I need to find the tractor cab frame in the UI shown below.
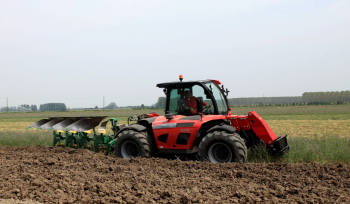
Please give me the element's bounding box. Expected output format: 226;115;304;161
157;80;230;116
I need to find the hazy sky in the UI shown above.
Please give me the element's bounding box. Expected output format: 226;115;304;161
1;0;349;108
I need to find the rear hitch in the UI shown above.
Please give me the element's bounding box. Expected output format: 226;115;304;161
268;135;290;155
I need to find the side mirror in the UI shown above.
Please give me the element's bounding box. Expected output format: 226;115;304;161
165;112;174;120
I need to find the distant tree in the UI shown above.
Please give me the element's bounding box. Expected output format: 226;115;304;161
141;104;145;108
95;106;98;109
105;102;118;109
30;104;37;111
155;97;166;109
19;104;32;111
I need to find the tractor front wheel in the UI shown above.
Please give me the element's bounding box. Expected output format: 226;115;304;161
198;131;247;163
113;130;151;159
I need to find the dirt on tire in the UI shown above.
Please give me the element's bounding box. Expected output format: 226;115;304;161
0;146;349;204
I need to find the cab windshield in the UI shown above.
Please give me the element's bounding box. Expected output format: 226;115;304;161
168;84;214;116
167;82;228;116
204;82;228;115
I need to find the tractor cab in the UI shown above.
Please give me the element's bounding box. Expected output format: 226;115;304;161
157;78;230;116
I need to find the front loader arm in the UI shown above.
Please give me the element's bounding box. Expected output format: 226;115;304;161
227;111;289;154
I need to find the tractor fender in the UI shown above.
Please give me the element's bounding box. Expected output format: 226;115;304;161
114;124;147;139
206;124;236;134
192;119;227;147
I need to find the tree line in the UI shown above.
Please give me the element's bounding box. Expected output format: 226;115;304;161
228;91;350;106
0;104;38;112
39;103;67;111
153;91;350;108
0;106;32;112
19;104;38;111
2;91;349;113
227;96;302;106
302;91;350;104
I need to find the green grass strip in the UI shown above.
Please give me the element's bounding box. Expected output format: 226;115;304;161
248;135;350;164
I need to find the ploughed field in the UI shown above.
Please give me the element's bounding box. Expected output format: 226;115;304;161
1;146;349;204
1;106;350;203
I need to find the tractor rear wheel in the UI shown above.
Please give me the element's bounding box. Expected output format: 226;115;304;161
198;131;247;163
114;130;152;158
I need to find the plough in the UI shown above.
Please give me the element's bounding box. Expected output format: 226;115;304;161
26;116;125;154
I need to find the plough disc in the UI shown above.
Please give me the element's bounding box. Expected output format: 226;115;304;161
40;118;66;130
66;116;108;132
26;119;52;129
53;117;83;131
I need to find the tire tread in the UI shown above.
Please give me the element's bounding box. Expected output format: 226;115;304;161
114;130;152;158
198;130;247;163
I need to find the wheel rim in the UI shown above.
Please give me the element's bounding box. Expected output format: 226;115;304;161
121;141;140;158
208;142;232;163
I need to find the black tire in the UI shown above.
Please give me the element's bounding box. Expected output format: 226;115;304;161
198;131;247;163
114;130;151;158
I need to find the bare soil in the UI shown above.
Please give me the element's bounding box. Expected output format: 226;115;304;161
0;198;43;204
0;146;349;204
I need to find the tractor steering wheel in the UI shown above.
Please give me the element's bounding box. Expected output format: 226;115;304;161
177;100;186;114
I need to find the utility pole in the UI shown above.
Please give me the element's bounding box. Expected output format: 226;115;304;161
263;94;265;107
6;97;8;113
103;96;105;109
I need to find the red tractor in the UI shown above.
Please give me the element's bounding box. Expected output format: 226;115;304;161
113;76;289;163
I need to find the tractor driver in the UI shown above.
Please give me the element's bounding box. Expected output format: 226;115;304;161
180;90;208;115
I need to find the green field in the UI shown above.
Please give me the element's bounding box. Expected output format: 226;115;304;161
1;105;349;163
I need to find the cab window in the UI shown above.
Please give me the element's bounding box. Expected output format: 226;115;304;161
168;85;213;115
205;82;228;115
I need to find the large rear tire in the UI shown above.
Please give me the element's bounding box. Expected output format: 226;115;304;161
114;130;151;158
198;131;247;163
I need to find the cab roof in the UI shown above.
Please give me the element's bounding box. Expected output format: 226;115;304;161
156;79;221;88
